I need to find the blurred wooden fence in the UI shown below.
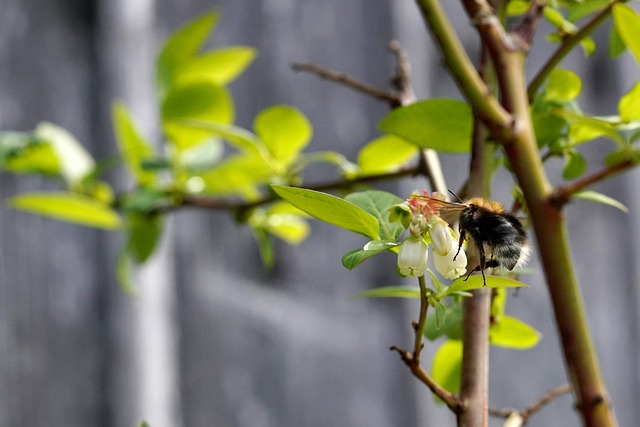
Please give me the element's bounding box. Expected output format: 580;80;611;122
1;1;639;426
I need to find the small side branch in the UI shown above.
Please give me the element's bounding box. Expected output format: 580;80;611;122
549;158;635;208
390;345;462;412
527;0;623;100
291;62;400;105
178;165;420;213
489;384;572;424
512;0;549;48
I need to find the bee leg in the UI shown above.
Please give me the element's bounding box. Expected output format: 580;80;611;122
477;241;488;287
453;230;466;261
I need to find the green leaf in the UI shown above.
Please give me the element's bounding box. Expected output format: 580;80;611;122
112;103;156;186
344;190;404;241
609;23;626;58
262;212;310;244
199;153;274;198
122;188;173;213
619;82;640;122
567;0;612;22
580;37;596;57
9;192;121;229
254;105;312;166
174;47;256;86
490;315;541;349
126;214;163;264
544;69;582;102
357;135;418;175
342;240;399;270
378;99;472;153
0;131;61;175
562;150;587;180
35;122;95;185
446;276;528;294
253;227;275;268
613;4;640;64
350;285;420;299
162;82;234;149
431;340;462;400
272;185;380;239
572;190;629;213
156;11;219;94
173;120;267;156
425;304;463;341
180;139;224;171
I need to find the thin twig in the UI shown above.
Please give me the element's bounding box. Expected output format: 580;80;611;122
291;62;400;104
527;0;623;100
390;345;462;412
512;0;549;48
549;158;635;208
388;40;416;106
489;384;572;423
177;164;421;213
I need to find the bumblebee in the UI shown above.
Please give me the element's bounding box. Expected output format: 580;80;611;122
414;195;530;285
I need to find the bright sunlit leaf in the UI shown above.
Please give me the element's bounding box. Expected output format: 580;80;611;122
254;105;312;166
35;122;94;185
162;82;234;149
350;285;419;299
490;315;541;349
378;99;472;153
174;47;256;86
10;192;121;229
619;81;640;122
572;190;629;213
431;340;462;400
156;11;219;93
272;185;380;239
357;134;418;175
446;276;528;294
112;103;156;186
544;69;582;102
613;4;640;64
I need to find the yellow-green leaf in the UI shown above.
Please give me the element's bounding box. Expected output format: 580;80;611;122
175;47;256;86
254;105;312;166
350;285;419;299
378;99;472;153
35;123;94;185
357;135;418;175
9;192;121;229
272;185;380;239
112;103;156;186
431;340;462;400
490;315;541;349
613;3;640;64
544;69;582;102
446;276;528;294
156;11;219;94
619;81;640;122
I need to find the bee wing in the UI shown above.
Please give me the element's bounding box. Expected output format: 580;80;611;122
411;195;467;222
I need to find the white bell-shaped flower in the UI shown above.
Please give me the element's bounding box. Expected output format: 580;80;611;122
398;236;429;277
429;216;454;256
433;240;467;280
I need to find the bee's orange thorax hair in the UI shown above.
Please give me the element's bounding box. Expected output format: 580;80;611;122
465;198;506;214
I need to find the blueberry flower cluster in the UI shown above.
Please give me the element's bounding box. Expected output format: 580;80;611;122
392;192;467;279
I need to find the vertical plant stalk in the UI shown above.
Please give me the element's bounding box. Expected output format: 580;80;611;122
416;0;619;425
460;1;618;425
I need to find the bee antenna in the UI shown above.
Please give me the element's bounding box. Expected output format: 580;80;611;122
448;190;464;203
